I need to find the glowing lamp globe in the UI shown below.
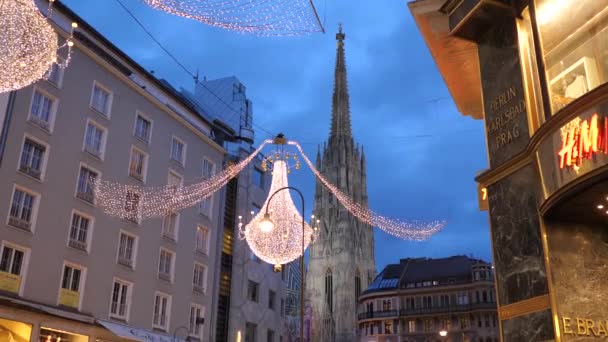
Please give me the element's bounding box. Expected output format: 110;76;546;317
244;160;314;266
258;213;275;233
0;0;59;93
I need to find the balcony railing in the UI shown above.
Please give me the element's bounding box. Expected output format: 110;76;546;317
400;302;497;316
19;165;41;179
8;217;31;231
76;191;95;204
358;310;399;320
358;303;497;320
118;257;133;269
158;272;171;282
68;239;87;251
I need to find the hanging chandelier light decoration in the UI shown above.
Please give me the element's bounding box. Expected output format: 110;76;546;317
238;158;318;267
141;0;325;36
93;136;445;242
0;0;77;93
288;140;446;241
94;139;273;220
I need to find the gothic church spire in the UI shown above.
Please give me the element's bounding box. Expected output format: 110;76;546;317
330;23;352;140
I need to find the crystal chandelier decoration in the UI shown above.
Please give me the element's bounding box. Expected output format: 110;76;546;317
94;139;273;220
141;0;325;36
288;140;446;241
238;158;318;266
94;137;445;241
0;0;77;93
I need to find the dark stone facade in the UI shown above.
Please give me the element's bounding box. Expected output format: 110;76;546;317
487;165;548;306
502;310;554;342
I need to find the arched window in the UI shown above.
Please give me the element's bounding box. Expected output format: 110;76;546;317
325;269;333;312
355;269;361;304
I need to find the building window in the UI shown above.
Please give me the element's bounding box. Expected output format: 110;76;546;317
460;316;469;329
424;319;432;332
117;232;136;268
325;268;333;312
59;264;83;308
189;304;204;338
534;0;608;114
134;113;152;143
247;280;259;302
384;321;393;335
68;212;91;251
46;62;63;86
110;279;130;320
152;292;171;330
84;120;106;158
0;244;26;294
196;226;209;254
457;293;469;305
128;147;147;182
267;329;274;342
245;322;257;342
253;167;264;188
193;263;207;294
124;190;141;223
76;166;98;204
199;158;215;217
268;290;276;310
485;314;490;327
170;137;185;165
158;249;174;282
19;138;46;179
90;82;112;116
408;320;416;333
29;89;55;131
162;212;178;240
8;187;37;231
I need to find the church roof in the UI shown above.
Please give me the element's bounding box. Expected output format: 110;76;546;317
362;255;491;295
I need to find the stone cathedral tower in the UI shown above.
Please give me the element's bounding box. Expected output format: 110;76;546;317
306;25;376;342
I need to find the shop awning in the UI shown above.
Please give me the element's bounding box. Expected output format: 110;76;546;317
408;0;484;120
97;320;188;342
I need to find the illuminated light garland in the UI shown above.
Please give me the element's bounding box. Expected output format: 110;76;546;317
141;0;324;36
94;139;273;220
288;141;446;241
238;160;317;266
0;0;76;93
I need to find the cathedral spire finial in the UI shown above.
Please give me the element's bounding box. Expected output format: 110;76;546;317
329;23;352;140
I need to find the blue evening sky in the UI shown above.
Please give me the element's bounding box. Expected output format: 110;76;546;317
61;0;491;272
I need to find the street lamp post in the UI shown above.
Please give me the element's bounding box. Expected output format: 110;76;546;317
258;186;306;342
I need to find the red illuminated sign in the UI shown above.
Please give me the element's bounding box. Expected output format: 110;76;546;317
558;113;608;170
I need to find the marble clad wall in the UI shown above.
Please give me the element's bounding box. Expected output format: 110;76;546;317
478;15;530;168
488;165;548;306
502;310;554;341
545;221;608;340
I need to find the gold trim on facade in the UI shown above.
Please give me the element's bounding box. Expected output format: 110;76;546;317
538;219;562;342
498;294;550;321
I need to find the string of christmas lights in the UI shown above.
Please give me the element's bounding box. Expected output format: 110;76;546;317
94;139;273;220
141;0;324;36
237;160;317;266
0;0;76;93
288;141;446;241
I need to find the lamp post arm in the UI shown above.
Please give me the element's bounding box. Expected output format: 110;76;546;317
265;186;305;342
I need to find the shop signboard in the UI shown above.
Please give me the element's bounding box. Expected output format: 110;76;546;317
0;271;20;293
537;99;608;198
59;288;80;308
560;316;608;337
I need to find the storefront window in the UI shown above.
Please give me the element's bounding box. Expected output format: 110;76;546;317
39;327;88;342
535;0;608;114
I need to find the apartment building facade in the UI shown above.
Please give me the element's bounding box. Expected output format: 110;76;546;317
0;1;225;341
358;256;499;342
